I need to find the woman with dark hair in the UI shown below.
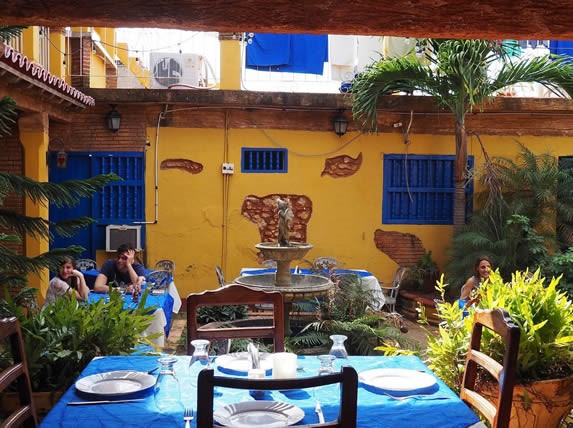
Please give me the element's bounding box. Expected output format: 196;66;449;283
44;255;90;307
459;256;493;309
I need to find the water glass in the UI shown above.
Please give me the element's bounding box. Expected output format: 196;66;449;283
317;354;336;376
189;339;211;386
154;356;184;413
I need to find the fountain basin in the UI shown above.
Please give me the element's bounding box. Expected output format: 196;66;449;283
255;242;313;287
234;273;331;302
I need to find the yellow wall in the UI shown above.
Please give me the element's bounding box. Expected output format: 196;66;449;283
90;52;107;88
141;123;573;298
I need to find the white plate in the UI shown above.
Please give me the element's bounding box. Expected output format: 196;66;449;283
359;368;437;393
214;401;304;427
75;371;156;396
216;352;273;375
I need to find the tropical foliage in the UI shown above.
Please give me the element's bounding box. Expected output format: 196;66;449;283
0;288;156;391
446;142;573;297
425;271;573;393
351;39;573;229
0;26;119;289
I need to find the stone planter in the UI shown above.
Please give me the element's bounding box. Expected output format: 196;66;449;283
480;376;573;428
398;290;440;325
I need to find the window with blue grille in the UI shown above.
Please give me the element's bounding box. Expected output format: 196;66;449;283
91;152;145;223
383;154;474;225
241;148;288;173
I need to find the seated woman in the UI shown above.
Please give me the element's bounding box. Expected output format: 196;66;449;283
43;255;90;308
459;256;493;310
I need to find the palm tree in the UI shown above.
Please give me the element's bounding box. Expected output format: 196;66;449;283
0;26;119;290
351;39;573;230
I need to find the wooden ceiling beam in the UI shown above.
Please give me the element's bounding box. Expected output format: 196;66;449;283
2;0;573;40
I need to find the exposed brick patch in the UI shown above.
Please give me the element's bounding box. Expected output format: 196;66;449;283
321;152;362;178
160;158;203;174
373;229;427;267
241;194;312;243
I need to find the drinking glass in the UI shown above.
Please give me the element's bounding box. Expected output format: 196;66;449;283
329;335;349;360
188;339;211;386
317;354;336;376
154;356;184;413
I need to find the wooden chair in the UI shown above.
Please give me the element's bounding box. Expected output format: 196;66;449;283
460;308;521;428
145;269;171;290
381;266;406;313
75;258;97;272
196;366;358;428
186;284;285;354
0;317;38;427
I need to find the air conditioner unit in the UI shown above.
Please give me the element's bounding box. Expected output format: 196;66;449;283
105;225;142;252
149;53;204;89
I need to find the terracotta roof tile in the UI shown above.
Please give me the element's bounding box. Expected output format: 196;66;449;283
1;43;95;106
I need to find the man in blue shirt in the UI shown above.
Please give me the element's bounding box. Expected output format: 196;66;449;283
94;243;145;294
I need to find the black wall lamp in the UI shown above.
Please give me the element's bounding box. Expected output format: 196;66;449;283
106;104;121;132
333;111;349;137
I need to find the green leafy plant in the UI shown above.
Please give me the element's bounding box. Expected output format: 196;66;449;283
422;270;573;393
403;251;440;291
0;288;157;392
288;273;419;355
542;247;573;302
196;304;247;324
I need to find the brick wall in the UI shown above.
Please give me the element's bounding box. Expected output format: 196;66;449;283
373;229;427;267
50;105;147;152
70;37;91;89
0;127;25;256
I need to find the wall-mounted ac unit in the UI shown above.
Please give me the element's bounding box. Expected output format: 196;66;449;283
106;225;142;252
149;53;204;89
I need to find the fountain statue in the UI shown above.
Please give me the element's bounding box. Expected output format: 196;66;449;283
235;197;332;333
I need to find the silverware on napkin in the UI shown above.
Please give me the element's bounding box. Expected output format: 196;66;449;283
67;398;145;406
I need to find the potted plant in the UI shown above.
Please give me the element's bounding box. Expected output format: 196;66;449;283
422;270;573;428
403;251;440;293
0;288;157;417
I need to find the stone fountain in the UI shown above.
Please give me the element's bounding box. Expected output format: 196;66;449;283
234;197;332;332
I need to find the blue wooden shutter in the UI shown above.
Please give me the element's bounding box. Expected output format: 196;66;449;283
383;154;473;225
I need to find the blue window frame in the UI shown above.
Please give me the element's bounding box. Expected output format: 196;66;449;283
92;153;145;223
241;148;288;173
383;154;474;225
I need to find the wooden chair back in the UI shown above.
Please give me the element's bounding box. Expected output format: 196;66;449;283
196;366;358;427
0;317;38;427
186;284;285;354
460;308;521;428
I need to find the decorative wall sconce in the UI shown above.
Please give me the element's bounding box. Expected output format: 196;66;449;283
106;104;121;132
333;111;349;137
56;151;68;168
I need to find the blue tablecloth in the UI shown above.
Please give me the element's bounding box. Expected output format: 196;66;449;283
88;288;174;338
40;355;480;428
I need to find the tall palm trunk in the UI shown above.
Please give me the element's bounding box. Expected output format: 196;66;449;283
454;121;468;230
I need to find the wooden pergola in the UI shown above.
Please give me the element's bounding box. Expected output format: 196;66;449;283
2;0;573;40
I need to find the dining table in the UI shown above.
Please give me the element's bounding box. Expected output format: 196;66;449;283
40;355;483;428
240;267;386;311
86;272;182;348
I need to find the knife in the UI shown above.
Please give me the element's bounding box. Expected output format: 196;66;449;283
68;398;145;406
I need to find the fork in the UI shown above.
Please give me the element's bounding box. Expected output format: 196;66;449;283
184;407;194;428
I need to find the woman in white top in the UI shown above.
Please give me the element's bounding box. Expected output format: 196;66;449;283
44;256;90;308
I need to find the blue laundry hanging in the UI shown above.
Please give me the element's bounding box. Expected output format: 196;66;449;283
549;40;573;62
246;33;328;75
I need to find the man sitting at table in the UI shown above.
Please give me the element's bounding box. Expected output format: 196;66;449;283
93;243;145;294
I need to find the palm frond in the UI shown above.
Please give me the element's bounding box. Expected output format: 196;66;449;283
0;26;26;42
